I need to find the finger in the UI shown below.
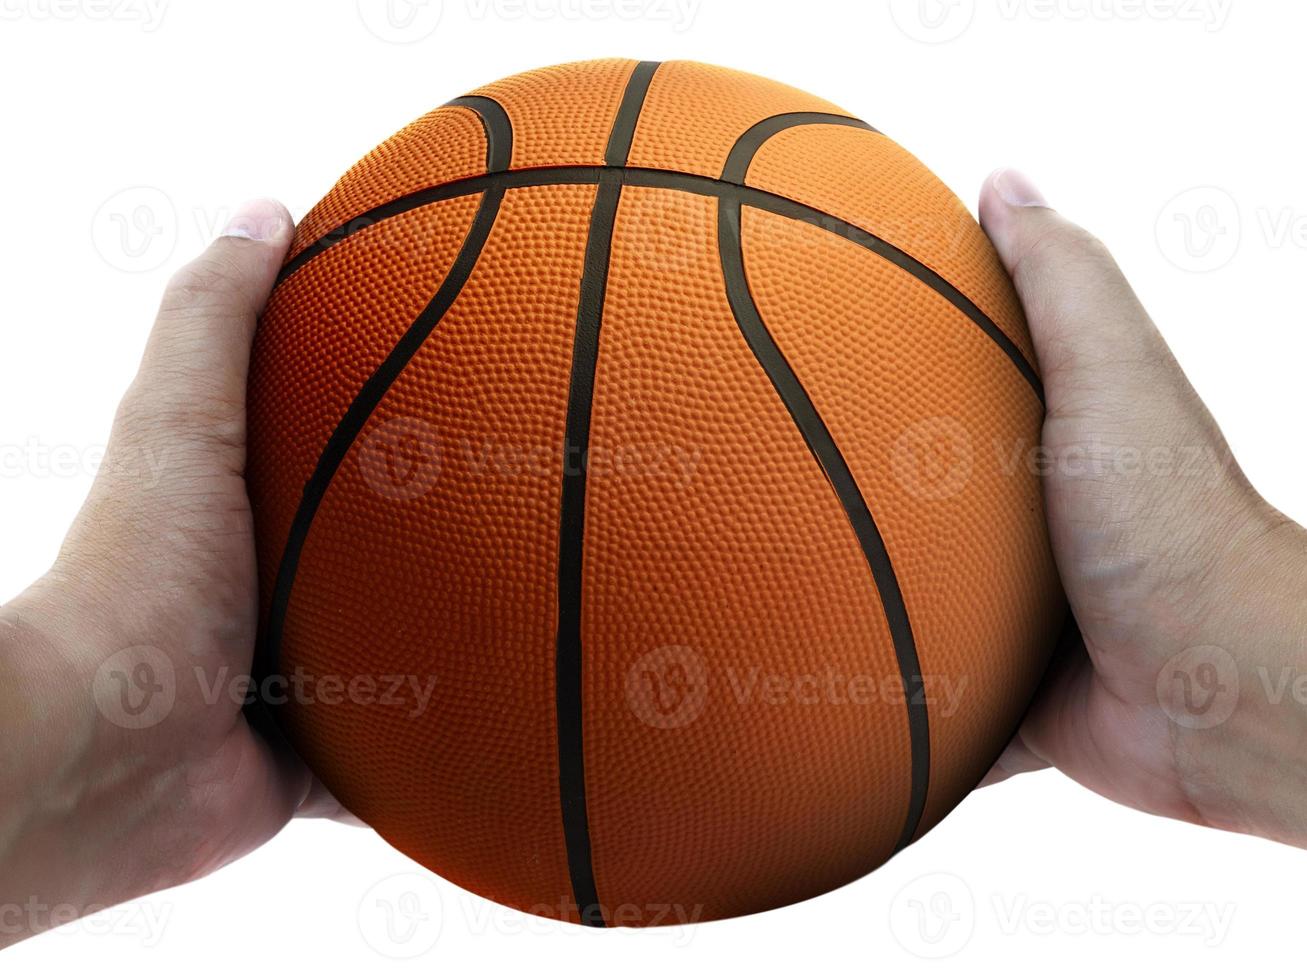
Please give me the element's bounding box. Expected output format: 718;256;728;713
193;722;318;876
979;170;1235;443
978;732;1051;787
246;698;369;826
980;618;1085;787
122;199;292;444
297;777;369;827
982;172;1188;421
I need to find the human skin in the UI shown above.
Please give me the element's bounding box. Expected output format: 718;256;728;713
2;177;1305;948
978;170;1307;846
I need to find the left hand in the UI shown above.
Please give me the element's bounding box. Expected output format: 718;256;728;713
0;199;354;950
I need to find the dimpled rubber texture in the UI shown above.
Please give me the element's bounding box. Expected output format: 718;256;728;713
246;58;1065;927
582;186;913;918
248;195;480;601
739;206;1063;835
744;124;1035;368
288;106;487;260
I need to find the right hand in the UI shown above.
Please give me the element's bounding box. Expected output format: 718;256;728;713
979;168;1307;850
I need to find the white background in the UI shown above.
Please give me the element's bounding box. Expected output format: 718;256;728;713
3;0;1305;974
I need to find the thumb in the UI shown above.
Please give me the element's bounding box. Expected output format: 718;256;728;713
979;169;1177;420
53;200;292;609
978;170;1241;491
979;169;1255;654
120;198;292;456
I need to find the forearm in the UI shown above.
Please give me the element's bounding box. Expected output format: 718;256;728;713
0;582;181;948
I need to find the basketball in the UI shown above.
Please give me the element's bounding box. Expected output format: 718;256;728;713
246;59;1064;926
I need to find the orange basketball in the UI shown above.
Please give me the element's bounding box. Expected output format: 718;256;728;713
247;59;1064;927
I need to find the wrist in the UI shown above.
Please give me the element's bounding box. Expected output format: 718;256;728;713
1167;504;1307;846
0;580;98;826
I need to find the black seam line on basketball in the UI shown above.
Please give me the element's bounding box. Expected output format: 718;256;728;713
274;94;512;287
275;166;1042;402
555;63;656;932
716;193;931;854
256;95;513;683
604;60;660;166
719;112;1041;402
555;170;623;931
722;111;929;849
255;186;505;686
444;96;514;172
720;112;877;185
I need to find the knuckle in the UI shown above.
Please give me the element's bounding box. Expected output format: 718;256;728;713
1013;219;1118;294
1061;225;1115;270
1046;223;1114;273
161;252;249;315
115;377;244;449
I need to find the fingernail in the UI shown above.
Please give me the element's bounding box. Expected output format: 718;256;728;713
221;198;288;242
992;169;1049;209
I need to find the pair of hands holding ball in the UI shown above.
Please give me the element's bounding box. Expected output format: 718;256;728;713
2;169;1304;947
